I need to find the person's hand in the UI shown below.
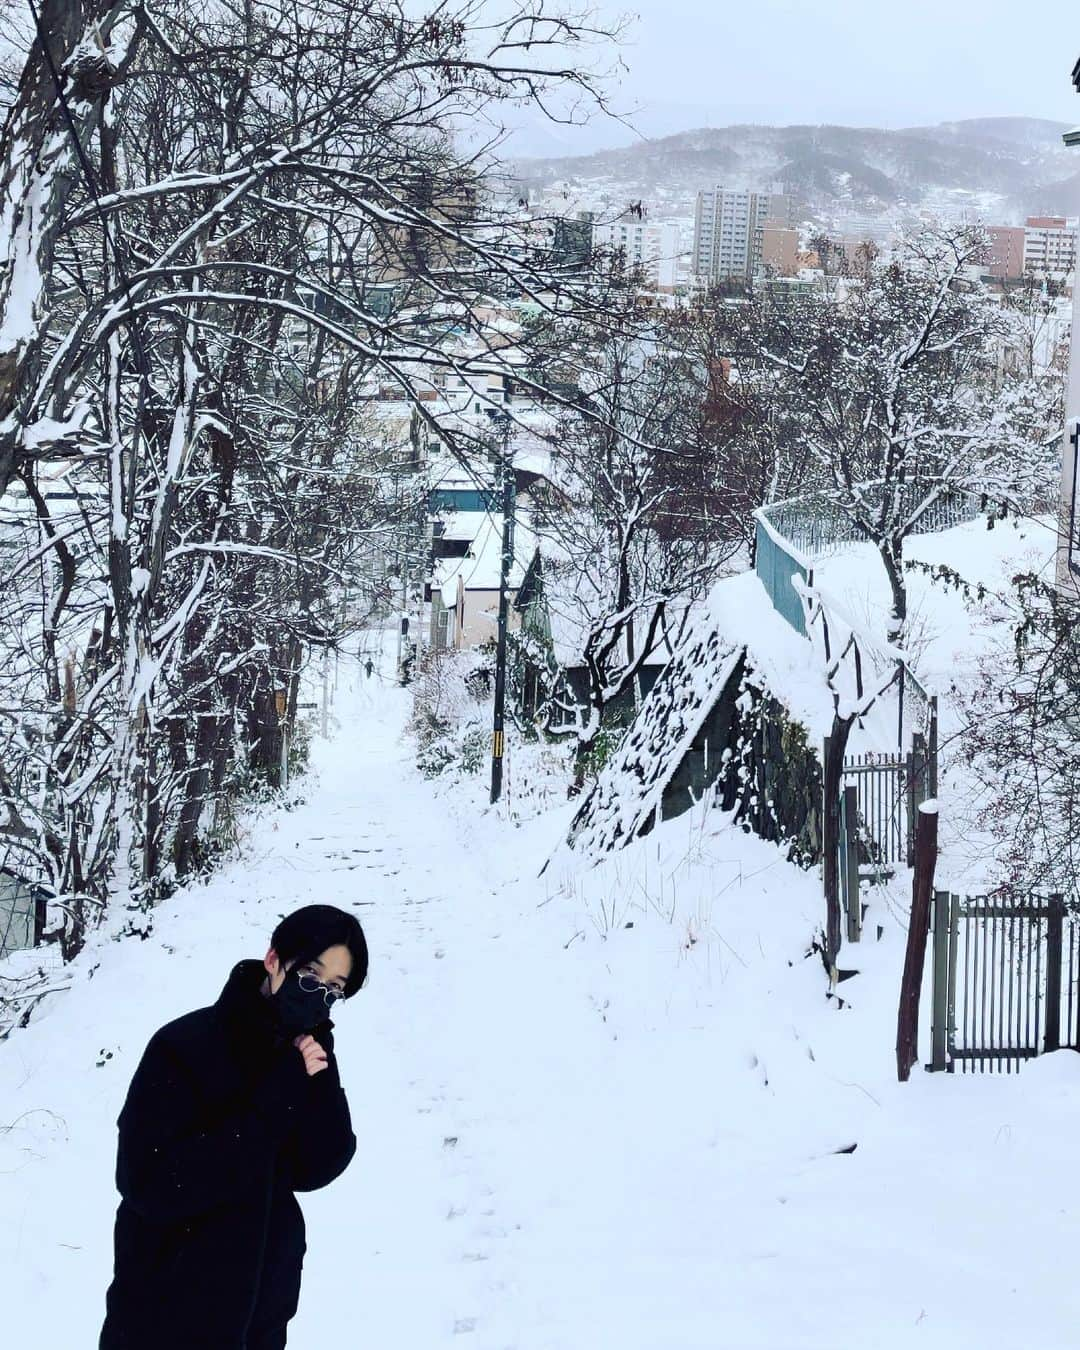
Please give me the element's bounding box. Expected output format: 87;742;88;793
292;1034;329;1077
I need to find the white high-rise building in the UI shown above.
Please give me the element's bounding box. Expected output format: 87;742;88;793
1024;216;1078;283
692;188;776;284
592;217;688;291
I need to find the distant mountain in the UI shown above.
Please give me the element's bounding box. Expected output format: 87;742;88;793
512;118;1079;222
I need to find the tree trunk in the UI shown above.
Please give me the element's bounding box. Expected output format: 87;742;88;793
174;710;233;878
0;0;135;494
879;540;907;641
896;804;939;1081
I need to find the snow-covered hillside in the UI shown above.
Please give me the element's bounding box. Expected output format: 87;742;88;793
3;646;1080;1349
513;118;1079;222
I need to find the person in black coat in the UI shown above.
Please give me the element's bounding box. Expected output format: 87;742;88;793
99;904;368;1350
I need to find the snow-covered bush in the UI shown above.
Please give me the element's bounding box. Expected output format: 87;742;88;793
950;568;1080;896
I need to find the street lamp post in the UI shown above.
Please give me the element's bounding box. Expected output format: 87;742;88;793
489;411;514;804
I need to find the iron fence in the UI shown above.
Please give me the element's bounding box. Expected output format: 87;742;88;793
754;483;986;650
930;892;1080;1073
761;494;864;560
756;482;986;567
836;731;936;945
843;753;910;868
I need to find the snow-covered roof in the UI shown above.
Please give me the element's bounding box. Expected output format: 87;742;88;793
558;570;839;861
433;512;537;604
435;510;489;543
561;632;743;860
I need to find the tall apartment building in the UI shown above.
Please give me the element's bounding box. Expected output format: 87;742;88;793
986;225;1026;282
553;212;596;271
761;227;799;276
1024;216;1078;281
592;215;688;291
692;188;776;284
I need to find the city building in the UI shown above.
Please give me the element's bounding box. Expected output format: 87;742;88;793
1056;65;1080;593
591;212;689;291
986;225;1026;282
762;193;798;231
552;212;595;271
377;170;480;283
692;187;777;285
1024;216;1078;282
832;213;897;256
761;226;799;276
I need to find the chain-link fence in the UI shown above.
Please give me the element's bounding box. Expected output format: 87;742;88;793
756;482;986;573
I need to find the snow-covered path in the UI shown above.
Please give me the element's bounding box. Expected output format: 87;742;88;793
5;655;1080;1349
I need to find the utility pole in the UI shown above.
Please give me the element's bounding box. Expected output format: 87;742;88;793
490;411;514;804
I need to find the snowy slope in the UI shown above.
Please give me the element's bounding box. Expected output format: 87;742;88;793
811;513;1057;887
2;643;1080;1349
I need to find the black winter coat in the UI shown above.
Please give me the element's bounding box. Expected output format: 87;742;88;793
99;958;357;1350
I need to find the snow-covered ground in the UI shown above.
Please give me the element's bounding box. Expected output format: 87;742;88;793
812;512;1058;888
811;513;1057;692
3;643;1080;1349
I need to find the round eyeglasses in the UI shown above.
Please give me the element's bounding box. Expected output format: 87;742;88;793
295;968;346;1007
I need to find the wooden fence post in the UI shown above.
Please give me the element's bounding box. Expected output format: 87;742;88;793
897;803;939;1081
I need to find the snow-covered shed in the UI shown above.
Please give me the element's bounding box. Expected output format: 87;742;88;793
561;571;835;863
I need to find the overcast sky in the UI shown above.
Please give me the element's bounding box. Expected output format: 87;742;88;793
505;0;1080;157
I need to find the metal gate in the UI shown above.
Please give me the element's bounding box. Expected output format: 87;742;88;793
842;753;911;868
929;892;1080;1073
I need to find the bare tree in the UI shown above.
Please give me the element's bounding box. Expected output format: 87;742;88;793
0;0;137;494
525;321;741;786
0;0;630;954
719;225;1025;639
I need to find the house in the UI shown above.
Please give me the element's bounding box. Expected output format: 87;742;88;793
430;510;536;652
423;417;560;653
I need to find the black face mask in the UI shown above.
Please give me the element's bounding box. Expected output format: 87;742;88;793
269;967;331;1035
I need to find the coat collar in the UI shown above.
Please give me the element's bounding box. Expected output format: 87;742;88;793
216;958;335;1052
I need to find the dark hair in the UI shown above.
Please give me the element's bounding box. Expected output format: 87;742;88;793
270;904;368;997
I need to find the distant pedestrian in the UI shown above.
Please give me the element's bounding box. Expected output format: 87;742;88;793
364;657;374;678
99;905;368;1350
